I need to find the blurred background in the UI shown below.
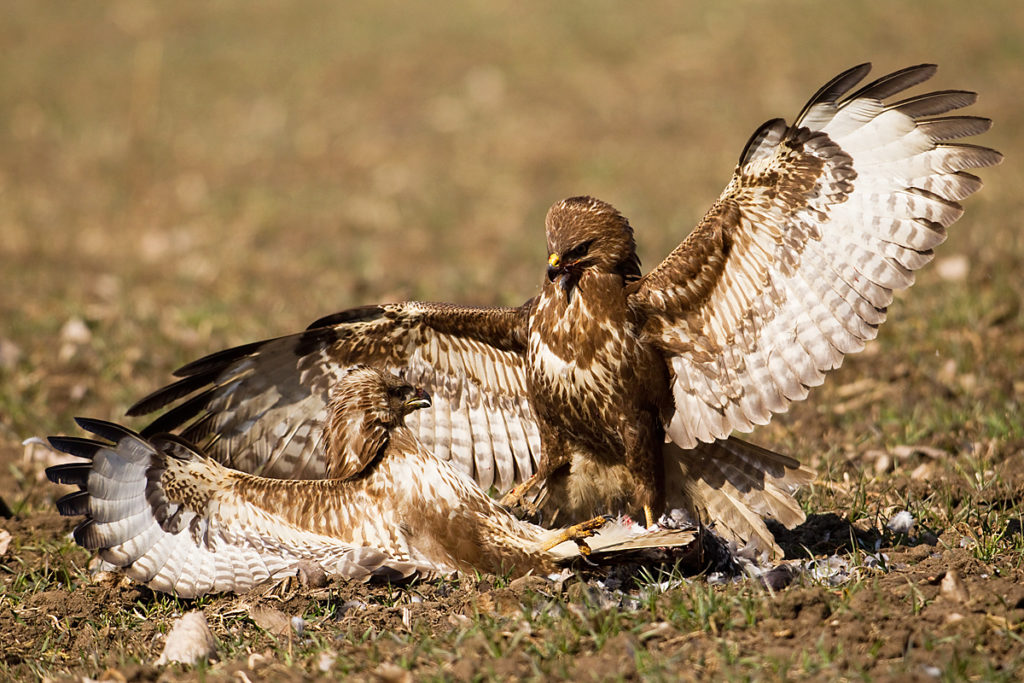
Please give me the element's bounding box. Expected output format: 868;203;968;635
1;1;1020;476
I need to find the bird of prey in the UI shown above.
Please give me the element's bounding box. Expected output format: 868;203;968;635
127;63;1001;558
47;368;693;597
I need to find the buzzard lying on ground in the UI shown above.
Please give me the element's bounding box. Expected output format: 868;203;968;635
128;64;1000;559
47;367;693;597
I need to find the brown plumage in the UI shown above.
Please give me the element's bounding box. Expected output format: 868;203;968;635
48;368;692;597
126;64;1001;558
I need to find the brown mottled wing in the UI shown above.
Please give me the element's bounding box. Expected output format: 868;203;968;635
629;63;1001;448
128;301;541;492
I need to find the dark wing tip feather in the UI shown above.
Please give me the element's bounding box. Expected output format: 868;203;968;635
918;116;992;141
843;63;937;103
126;369;224;417
738;118;787;167
47;436;103;460
72;519;103;549
794;63;872;122
138;386;221;437
149;433;206;461
171;338;267;378
74;417;140;444
889;90;977;118
293;325;342;359
942;143;1004;170
306;304;387;331
45;461;92;487
55;490;91;517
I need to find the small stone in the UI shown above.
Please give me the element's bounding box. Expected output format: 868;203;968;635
475;589;524;618
97;668;127;683
940;570;969;604
508;574;550;593
910;462;934;481
944;612;964;625
892;444;949;460
371;663;412;683
317;650;337;672
155;611;217;666
0;529;11;556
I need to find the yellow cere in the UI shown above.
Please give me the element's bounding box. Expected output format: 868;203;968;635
548;253;560;267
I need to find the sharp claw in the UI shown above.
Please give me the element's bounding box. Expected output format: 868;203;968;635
540;515;608;552
643;504;656;529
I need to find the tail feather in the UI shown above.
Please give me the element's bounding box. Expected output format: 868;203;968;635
695;479;780;558
101;518;164;567
664;437;813;560
87;493;150;524
54;490;91;517
48;436;104;461
73;417;139;444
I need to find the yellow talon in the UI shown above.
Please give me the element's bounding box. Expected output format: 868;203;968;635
644;504;656;529
541;515;607;552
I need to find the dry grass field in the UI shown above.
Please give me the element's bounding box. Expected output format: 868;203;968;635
1;1;1022;680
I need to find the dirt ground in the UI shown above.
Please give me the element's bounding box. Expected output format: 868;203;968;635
3;497;1024;681
2;1;1023;681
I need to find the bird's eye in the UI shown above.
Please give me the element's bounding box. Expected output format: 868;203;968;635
564;239;595;262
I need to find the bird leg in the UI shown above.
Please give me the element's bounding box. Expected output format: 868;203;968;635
540;515;608;554
643;504;656;529
498;473;542;515
503;434;573;516
624;418;665;531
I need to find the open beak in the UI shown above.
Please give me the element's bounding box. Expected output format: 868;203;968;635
404;388;431;411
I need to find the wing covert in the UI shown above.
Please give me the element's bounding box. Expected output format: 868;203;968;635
128;300;540;492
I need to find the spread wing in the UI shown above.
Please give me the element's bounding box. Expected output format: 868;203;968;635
629;63;1002;448
128;301;541;492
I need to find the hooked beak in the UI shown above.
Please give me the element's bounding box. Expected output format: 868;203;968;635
546;253;561;282
404;388;431;411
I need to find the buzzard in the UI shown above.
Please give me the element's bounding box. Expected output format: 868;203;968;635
128;64;1001;558
47;367;693;597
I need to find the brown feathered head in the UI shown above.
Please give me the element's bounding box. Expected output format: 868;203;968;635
323;366;431;479
544;196;642;290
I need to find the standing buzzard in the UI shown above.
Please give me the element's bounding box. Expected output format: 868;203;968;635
128;64;1001;558
47;368;693;597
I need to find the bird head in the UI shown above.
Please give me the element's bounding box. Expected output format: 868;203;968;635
544;196;641;292
324;366;432;479
388;382;432;419
333;366;432;428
